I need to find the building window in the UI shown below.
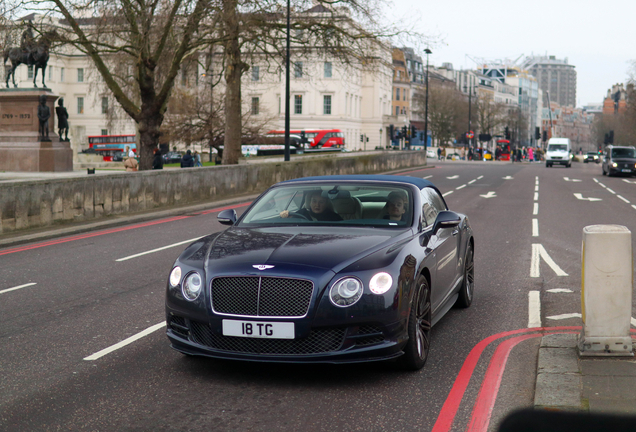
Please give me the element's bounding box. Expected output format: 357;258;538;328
396;88;400;101
60;68;65;82
323;95;332;115
294;62;303;78
77;97;84;114
28;65;33;79
251;97;259;115
101;97;108;114
294;94;302;114
324;62;332;78
77;68;84;82
396;106;399;116
252;66;259;81
101;129;108;136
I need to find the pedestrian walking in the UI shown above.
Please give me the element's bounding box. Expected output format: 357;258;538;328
152;148;164;170
123;155;138;171
460;147;466;160
528;147;534;162
437;147;442;161
194;150;202;167
180;149;194;168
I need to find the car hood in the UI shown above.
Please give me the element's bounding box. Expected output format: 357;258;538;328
197;226;408;275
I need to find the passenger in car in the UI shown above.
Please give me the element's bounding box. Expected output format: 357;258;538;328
280;190;343;221
383;191;408;222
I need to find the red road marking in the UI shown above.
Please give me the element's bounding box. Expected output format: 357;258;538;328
0;202;250;256
431;326;580;432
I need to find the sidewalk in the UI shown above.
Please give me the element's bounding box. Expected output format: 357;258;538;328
534;333;636;414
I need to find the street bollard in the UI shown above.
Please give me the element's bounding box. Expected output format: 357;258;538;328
578;225;633;356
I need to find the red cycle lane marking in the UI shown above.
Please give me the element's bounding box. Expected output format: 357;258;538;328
465;331;578;432
431;326;581;432
0;202;250;256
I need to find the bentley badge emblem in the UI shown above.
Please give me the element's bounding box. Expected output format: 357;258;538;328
253;265;275;271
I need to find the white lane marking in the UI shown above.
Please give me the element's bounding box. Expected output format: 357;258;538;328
456;184;466;190
532;219;539;237
533;203;539;215
531;244;569;277
599;183;607;188
606;188;616;194
442;191;453;197
84;321;167;361
632;317;636;328
547;289;574;293
593;178;599;183
632;205;636;211
447;175;459;179
423;175;433;179
502;176;513;180
528;291;541;328
623;179;636;184
477;175;483;179
563;177;582;182
0;282;37;295
534;185;539;192
618;195;630;203
116;237;203;262
573;193;602;202
480;191;496;198
468;179;477;184
533;192;539;201
547;313;582;321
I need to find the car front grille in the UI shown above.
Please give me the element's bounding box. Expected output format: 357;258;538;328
355;325;385;346
189;321;345;355
211;276;314;318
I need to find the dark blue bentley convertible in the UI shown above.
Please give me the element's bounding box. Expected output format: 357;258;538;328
165;175;474;370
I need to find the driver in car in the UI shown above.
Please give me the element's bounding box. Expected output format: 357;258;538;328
383;191;408;222
280;190;343;221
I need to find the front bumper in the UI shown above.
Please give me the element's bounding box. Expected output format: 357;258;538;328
166;312;407;364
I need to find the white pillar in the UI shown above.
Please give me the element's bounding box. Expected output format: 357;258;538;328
579;225;634;356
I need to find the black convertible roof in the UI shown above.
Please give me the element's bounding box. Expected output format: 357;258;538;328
281;175;436;189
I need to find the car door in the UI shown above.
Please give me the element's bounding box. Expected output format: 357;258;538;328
420;188;460;313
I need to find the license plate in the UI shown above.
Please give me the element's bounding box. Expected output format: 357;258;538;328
222;320;295;339
622;169;631;172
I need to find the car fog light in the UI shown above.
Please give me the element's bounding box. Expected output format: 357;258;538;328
169;266;182;287
330;277;363;307
369;272;393;294
182;272;202;301
612;162;618;167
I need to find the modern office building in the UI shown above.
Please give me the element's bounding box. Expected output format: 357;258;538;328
520;55;577;108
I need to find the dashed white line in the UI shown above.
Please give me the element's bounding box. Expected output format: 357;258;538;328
533;192;539;201
456;184;466;190
618;195;630;203
442;191;453;197
606;188;616;194
528;291;541;328
84;321;167;361
423;175;433;179
632;205;636;211
116;237;203;262
547;289;574;293
468;179;476;184
534;185;539;191
0;282;37;295
533;203;539;215
593;178;599;184
547;313;582;321
532;219;539;237
477;175;483;180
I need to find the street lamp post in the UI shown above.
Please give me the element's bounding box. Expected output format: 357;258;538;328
423;48;432;152
463;80;473;150
283;0;291;162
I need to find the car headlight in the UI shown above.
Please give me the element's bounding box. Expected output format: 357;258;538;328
182;272;203;301
169;266;182;287
329;277;363;307
369;272;393;294
612;162;618;168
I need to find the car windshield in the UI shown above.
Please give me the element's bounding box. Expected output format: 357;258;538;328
611;148;636;158
586;152;596;156
239;183;413;227
548;144;567;151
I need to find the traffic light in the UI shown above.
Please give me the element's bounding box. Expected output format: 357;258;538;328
300;130;308;144
504;127;510;140
402;126;407;137
535;127;541;140
360;134;364;142
542;130;547;142
411;125;416;138
609;130;614;144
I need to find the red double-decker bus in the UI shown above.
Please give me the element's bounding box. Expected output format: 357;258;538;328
88;134;137;161
266;129;345;149
496;139;511;161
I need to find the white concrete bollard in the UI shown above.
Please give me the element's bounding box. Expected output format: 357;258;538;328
578;225;633;356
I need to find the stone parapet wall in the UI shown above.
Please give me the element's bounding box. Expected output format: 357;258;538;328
0;151;427;233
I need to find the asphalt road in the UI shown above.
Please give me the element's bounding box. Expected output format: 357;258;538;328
1;160;635;432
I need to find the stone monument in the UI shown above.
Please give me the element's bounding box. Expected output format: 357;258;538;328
0;89;73;172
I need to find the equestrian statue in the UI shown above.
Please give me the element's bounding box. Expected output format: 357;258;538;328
3;23;56;88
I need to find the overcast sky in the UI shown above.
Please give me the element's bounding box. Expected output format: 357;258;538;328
389;0;635;107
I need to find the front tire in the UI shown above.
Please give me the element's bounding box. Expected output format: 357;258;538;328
455;243;474;308
398;275;431;371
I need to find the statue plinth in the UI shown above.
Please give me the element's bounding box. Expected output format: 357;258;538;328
0;89;72;172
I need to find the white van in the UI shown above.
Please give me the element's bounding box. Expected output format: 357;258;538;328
545;137;572;168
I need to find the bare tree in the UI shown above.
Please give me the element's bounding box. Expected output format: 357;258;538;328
413;80;466;147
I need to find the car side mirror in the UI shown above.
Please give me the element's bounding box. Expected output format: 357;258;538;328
432;211;461;235
218;209;237;226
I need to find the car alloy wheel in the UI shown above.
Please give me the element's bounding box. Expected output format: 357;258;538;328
455;244;474;308
398;275;431;371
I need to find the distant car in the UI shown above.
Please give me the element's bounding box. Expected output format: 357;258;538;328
602;145;636;176
165;175;475;370
112;151;125;162
163;152;182;164
426;149;436;158
584;152;600;164
446;152;461;160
